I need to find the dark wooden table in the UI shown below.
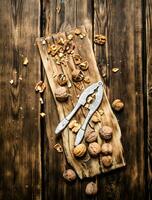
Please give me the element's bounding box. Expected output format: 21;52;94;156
0;0;151;199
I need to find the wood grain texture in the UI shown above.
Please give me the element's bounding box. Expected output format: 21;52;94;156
94;0;145;199
146;0;152;199
0;0;41;199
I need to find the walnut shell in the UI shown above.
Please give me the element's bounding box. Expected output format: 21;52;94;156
57;74;67;86
99;126;113;141
88;142;101;157
73;54;82;65
85;182;98;196
73;144;87;157
55;87;69;102
35;81;46;93
101;156;113;168
94;34;106;45
91;114;100;123
101;143;113;155
72;69;84;82
112;99;124;111
85;130;98;143
63;169;77;182
79;61;89;71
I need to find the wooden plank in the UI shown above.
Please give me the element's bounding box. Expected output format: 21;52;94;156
41;1;95;200
146;0;152;199
0;0;41;199
94;0;146;199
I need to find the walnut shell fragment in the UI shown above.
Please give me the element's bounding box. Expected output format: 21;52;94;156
73;144;87;157
94;34;106;45
23;57;29;66
55;87;69;102
57;74;68;86
72;69;84;82
63;169;77;182
112;99;124;111
79;61;89;71
35;81;46;93
73;54;82;65
88;142;101;157
101;143;113;155
85;130;98;143
75;28;81;35
85;182;98;196
99;126;113;141
54;143;63;153
101;156;113;168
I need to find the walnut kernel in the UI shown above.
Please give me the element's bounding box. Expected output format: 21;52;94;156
79;61;89;71
94;34;106;45
35;81;46;93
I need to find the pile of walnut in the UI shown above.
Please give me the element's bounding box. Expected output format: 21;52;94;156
62;124;113;195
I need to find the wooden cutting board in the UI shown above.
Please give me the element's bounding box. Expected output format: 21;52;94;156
36;26;126;179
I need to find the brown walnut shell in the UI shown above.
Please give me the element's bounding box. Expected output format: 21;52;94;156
112;99;124;111
88;142;101;157
101;143;113;155
55;87;69;102
73;144;87;157
57;74;68;86
101;156;113;168
73;54;82;65
72;69;84;82
85;130;98;143
85;182;98;196
63;169;77;182
99;126;113;141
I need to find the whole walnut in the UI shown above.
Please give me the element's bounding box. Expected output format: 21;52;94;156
85;130;98;143
101;143;113;155
99;126;113;141
101;156;113;168
72;69;84;82
63;169;77;182
55;87;69;102
73;144;87;157
85;182;98;196
112;99;124;111
88;142;101;157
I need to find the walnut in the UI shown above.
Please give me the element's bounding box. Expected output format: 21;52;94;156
99;126;113;141
73;144;87;157
85;130;97;143
67;34;74;40
55;87;69;102
94;34;106;45
85;182;98;196
112;67;119;73
101;143;113;155
75;28;81;35
79;61;89;71
84;76;91;84
57;37;65;45
91;113;101;123
112;99;124;111
73;54;82;65
101;156;113;168
72;69;84;82
63;169;77;182
48;44;61;56
88;142;101;157
57;74;68;86
72;124;81;133
35;81;46;93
